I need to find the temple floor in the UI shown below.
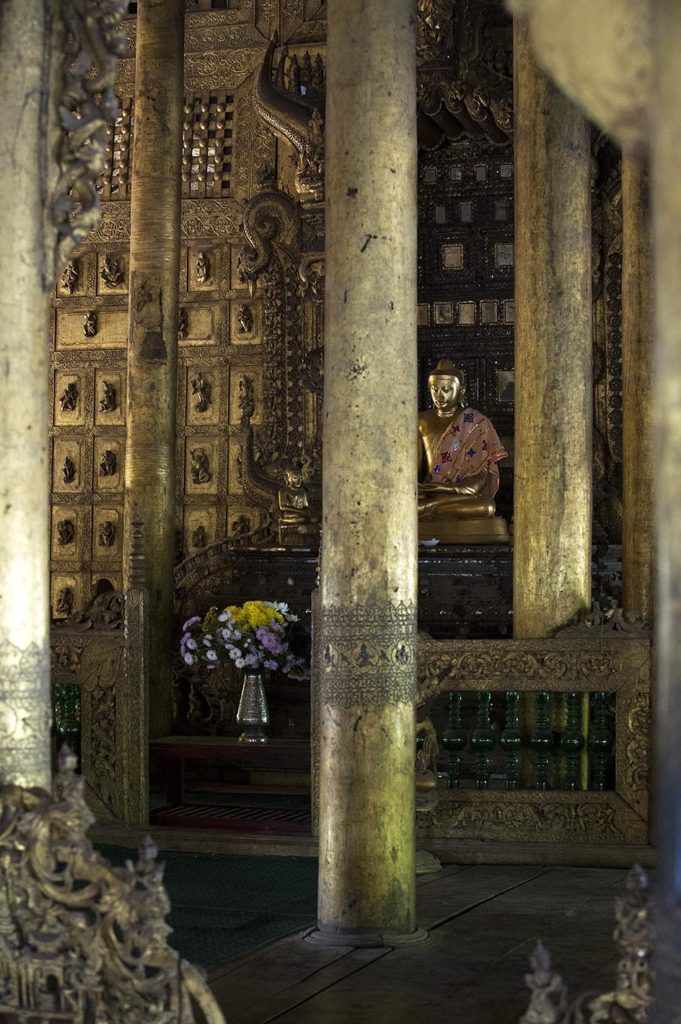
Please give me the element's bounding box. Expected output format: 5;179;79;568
208;863;627;1023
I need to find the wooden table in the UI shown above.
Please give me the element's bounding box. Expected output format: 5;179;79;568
150;735;310;804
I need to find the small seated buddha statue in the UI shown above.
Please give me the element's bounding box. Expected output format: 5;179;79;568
276;467;320;546
418;359;510;543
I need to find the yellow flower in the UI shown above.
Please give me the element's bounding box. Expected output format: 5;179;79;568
222;600;283;633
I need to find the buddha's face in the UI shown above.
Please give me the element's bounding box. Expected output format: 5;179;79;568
285;469;303;489
429;374;462;414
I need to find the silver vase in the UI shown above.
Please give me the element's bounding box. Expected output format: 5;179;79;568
236;671;269;743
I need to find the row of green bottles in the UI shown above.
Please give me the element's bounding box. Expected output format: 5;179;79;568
439;690;613;791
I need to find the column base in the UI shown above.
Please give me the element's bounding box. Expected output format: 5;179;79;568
303;925;429;948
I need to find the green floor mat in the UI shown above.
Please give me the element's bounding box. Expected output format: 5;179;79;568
97;845;318;970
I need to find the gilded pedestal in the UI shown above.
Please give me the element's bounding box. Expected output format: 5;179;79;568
512;20;592;639
316;0;418;941
124;0;184;738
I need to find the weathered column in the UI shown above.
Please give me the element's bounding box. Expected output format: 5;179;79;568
512;20;593;638
622;157;654;619
652;2;681;1019
0;1;60;787
316;0;418;941
124;0;184;738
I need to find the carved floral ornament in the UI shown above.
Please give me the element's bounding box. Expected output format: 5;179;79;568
0;749;224;1022
52;0;127;273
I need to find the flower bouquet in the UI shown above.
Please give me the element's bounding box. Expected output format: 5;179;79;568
180;599;308;680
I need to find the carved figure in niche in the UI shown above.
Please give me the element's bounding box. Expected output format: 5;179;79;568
237;304;253;334
238;376;255;425
301;51;312;87
195;251;211;285
57;519;75;546
62;456;76;484
98;520;116;547
312;53;324;89
83;310;98;337
99;449;116;476
60;259;79;294
99;380;117;413
56;587;74;616
415;718;439;774
59;382;79;412
191;372;211;413
231;514;252;540
191;524;207;549
100;253;124;288
288;53;301;92
418;359;509;543
190;448;211;484
178;306;188;340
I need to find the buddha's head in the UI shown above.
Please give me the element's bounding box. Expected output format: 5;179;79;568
427;359;466;415
284;467;304;489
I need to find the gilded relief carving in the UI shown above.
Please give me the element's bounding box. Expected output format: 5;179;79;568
195;250;212;285
57;519;75;546
99;380;117;412
99;449;117;477
319;602;418;707
83;310;98;337
62;456;76;484
191;371;212;413
59;382;79;412
178;306;189;339
60;259;80;294
237;303;253;333
100;253;125;288
191;448;212;484
98;520;116;548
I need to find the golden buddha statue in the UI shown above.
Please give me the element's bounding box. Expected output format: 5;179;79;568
418;359;510;543
277;467;319;543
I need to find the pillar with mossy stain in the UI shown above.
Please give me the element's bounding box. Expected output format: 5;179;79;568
124;0;184;738
314;0;419;944
512;18;593;639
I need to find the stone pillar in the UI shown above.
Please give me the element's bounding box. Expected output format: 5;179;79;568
622;157;654;619
0;1;60;787
316;0;418;941
512;20;593;639
124;0;184;738
652;2;681;1018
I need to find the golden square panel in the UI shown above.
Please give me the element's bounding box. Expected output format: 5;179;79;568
56;309;128;349
480;300;498;324
185;438;219;495
188;247;219;291
94;371;125;426
92;507;122;559
57;255;89;297
457;301;476;326
94;439;124;493
499;161;513;179
51;506;87;561
230;300;262;344
178;305;216;345
54;372;86;426
96;252;128;295
51;572;85;620
229;369;262;426
417;304;429;327
442;243;464;270
433;302;453;326
494;200;510;221
184;507;218;554
504;299;515;324
186;366;226;426
422;166;438;184
494;242;514;268
53;439;85;494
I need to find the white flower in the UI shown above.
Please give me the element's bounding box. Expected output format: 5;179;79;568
235;657;245;668
229;648;240;661
206;649;218;661
186;638;197;651
183;652;196;665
